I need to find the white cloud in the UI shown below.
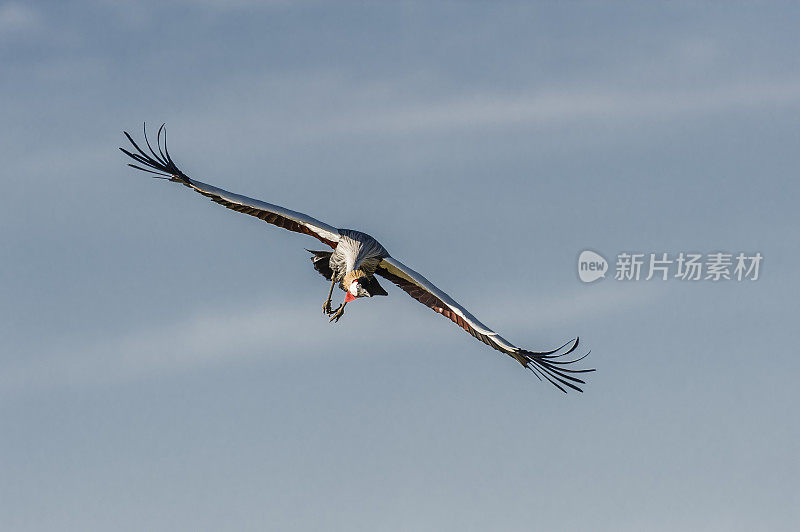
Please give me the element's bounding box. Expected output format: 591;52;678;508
172;72;800;150
0;280;659;396
498;282;665;332
305;81;800;138
0;299;335;396
93;0;313;13
0;2;41;37
672;37;720;69
171;0;303;7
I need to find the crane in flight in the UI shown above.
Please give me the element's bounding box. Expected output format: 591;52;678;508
120;125;594;392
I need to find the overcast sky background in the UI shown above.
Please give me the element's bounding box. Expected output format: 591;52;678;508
1;1;799;530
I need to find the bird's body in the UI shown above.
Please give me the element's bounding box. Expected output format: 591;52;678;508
308;229;390;319
330;229;389;282
121;125;594;392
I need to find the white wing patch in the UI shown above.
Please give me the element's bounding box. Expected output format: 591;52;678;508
188;179;342;245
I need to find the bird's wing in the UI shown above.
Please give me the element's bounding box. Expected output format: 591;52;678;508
376;256;594;392
120;125;341;249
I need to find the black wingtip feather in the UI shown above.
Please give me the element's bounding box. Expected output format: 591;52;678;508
125;163;172;179
156;123;168;163
120;123;188;184
517;337;594;393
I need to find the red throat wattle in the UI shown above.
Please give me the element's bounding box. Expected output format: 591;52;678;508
345;292;356;302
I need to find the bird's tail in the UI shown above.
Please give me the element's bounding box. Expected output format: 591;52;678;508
120;123;191;186
306;249;334;281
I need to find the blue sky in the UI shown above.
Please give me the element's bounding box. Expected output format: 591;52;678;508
1;1;798;530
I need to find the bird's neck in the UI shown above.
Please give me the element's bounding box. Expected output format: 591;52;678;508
343;269;366;285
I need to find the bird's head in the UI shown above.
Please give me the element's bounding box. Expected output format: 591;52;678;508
343;270;374;302
345;278;372;302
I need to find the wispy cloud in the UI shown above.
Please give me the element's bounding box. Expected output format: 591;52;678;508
0;300;329;396
0;2;41;37
304;81;800;138
0;295;441;396
168;0;307;7
92;0;314;16
499;282;665;332
171;74;800;150
0;281;659;396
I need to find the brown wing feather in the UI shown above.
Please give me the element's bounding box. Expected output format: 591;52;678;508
193;188;339;248
120;125;340;249
375;265;503;347
375;257;594;393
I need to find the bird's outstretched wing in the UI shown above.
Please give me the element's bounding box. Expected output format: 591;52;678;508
376;256;594;392
120;125;341;249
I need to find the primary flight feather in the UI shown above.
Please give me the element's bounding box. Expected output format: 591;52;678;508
120;124;594;392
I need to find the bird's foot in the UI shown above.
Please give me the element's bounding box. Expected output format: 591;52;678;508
322;299;333;315
328;304;345;323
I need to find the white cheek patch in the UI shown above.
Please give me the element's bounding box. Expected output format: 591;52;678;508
348;281;359;295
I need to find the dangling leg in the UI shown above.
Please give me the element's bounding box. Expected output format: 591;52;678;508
322;278;336;314
329;300;347;323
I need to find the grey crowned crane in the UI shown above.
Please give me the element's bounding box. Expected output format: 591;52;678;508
120;125;594;392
